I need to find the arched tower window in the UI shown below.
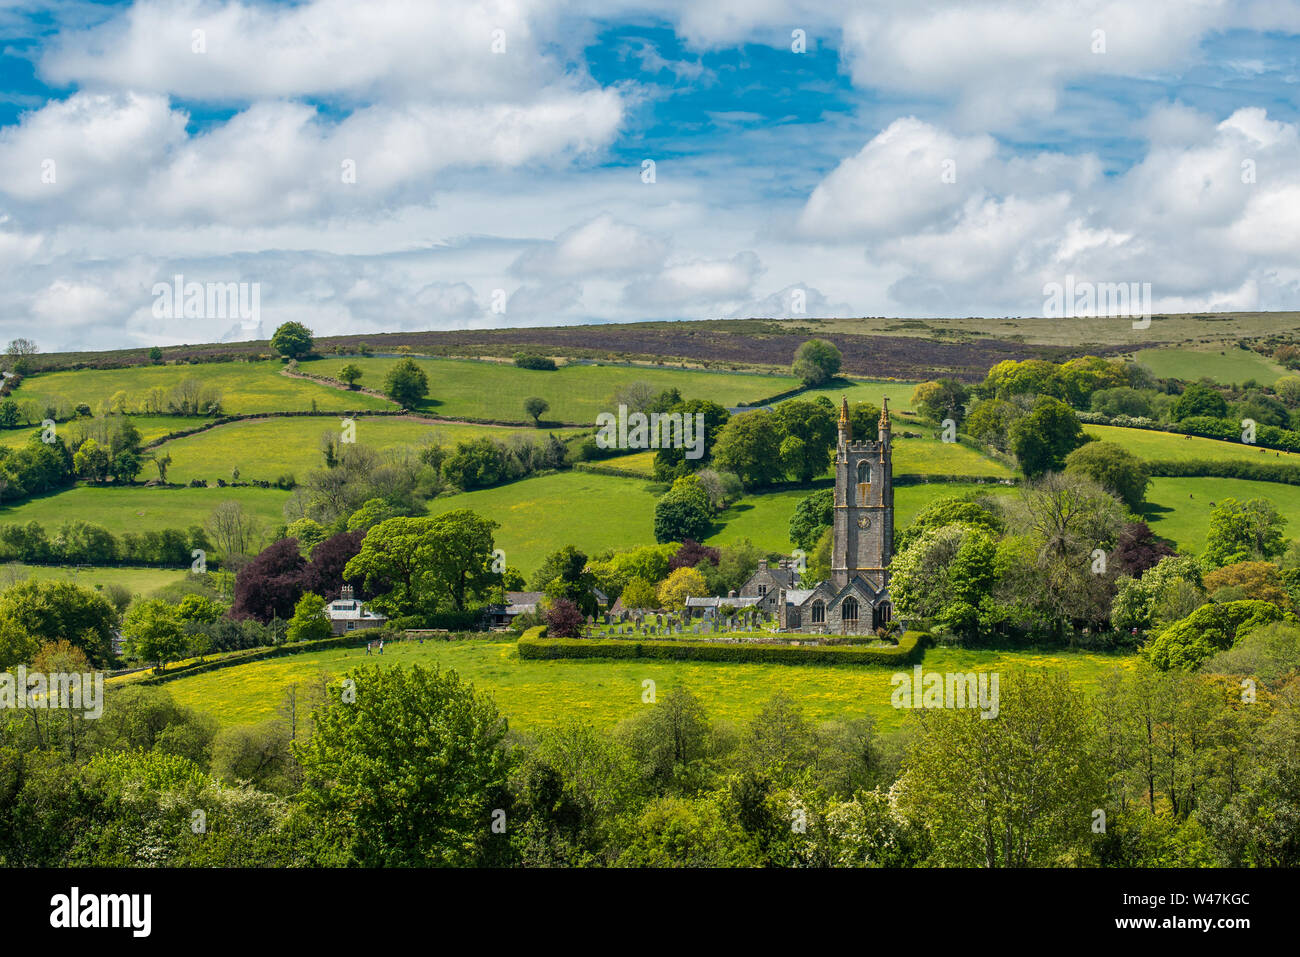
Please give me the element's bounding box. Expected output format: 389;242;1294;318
841;596;859;622
811;600;825;624
856;461;870;485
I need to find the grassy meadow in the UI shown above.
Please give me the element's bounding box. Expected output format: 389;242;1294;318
16;361;394;417
149;635;1134;733
155;415;585;485
1140;476;1300;554
1132;346;1284;385
306;356;822;424
0;562;190;595
1085;423;1300;467
0;485;290;538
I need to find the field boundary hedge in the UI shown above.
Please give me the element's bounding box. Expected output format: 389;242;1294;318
518;630;929;665
132;633;370;685
1144;458;1300;485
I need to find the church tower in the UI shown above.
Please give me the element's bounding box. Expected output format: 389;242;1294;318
831;396;893;590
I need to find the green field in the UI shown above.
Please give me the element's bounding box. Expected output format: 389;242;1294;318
427;471;659;573
710;481;1017;554
155;416;585;485
0;415;186;450
305;356;801;424
426;470;1018;572
1141;476;1300;554
1085;423;1300;467
0;485;290;539
151;636;1134;732
14;362;393;417
892;433;1014;478
0;562;189;595
1133;347;1284;385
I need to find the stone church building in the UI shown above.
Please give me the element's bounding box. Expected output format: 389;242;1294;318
742;396;895;634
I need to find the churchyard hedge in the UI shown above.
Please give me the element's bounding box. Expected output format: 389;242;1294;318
518;629;929;665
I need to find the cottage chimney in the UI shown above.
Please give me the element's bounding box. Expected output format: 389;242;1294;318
341;585;353;600
757;560;768;570
728;589;737;599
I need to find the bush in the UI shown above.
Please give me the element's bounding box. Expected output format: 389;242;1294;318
513;353;557;371
518;631;929;665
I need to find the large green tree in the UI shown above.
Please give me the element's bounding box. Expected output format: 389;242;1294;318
1064;441;1150;510
895;670;1104;867
294;664;510;866
270;321;314;359
772;399;836;483
791;338;842;387
344;510;498;617
712;410;784;488
383;357;430;408
0;579;118;666
1203;497;1288;568
1009;396;1087;478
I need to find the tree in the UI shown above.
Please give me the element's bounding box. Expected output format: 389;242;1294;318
615;686;712;791
896;493;1002;552
206;500;260;560
788;488;833;552
1144;600;1282;670
0;618;38;670
889;524;998;636
651;400;731;480
122;599;188;671
1009;396;1087;478
1111;554;1206;635
791;338;842;387
1064;441;1150;510
670;539;720;571
270;321;314;359
532;545;599;616
287;592;333;643
1111;521;1175;578
620;578;659;610
72;438;111;482
286;517;329;554
300;529;366;600
772;399;836;483
337;364;363;388
1203;562;1292;609
344;510;498;617
965;398;1022;452
443;436;506;490
653;475;714;544
657;566;708;611
1204;498;1287;568
895;670;1104;866
713;410;784;488
293;664;509;866
0;579;118;665
148;346;163;362
231;538;308;622
523;397;549;425
911;379;970;425
545;597;585;637
1274;375;1300;407
383;358;429;408
1171;382;1228;421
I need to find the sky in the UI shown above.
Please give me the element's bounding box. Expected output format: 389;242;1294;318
0;0;1298;352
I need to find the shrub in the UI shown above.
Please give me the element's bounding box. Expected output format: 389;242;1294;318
513;353;557;371
518;631;930;665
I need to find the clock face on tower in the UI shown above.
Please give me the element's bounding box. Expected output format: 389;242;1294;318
857;515;871;529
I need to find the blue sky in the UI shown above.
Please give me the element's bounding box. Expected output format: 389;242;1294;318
0;0;1298;351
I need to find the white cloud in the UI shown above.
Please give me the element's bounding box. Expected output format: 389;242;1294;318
512;214;666;278
624;251;762;306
